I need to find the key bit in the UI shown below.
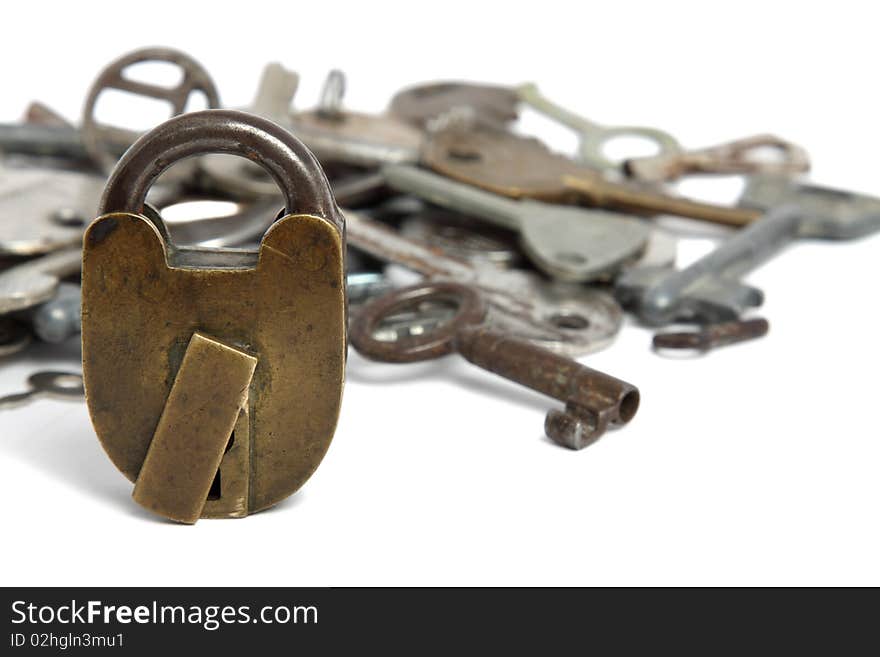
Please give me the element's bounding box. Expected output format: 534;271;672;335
652;318;770;353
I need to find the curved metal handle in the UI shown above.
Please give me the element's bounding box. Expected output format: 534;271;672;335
99;109;339;226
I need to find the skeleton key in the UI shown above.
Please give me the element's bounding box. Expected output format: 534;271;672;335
624;134;810;184
516;82;682;173
620;182;880;325
80;47;221;174
423;126;762;228
382;164;650;282
344;208;623;356
388;81;520;130
350;281;639;450
290;70;424;167
0;371;84;408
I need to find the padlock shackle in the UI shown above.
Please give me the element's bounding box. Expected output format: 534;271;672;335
99;109;339;224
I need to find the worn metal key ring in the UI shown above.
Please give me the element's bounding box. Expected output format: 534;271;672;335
350;282;486;363
99;109;339;225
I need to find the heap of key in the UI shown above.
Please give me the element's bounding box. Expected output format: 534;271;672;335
1;45;879;464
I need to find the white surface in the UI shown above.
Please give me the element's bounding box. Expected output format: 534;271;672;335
1;0;878;586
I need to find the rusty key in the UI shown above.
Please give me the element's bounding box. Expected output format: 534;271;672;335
423;126;762;228
350;281;639;450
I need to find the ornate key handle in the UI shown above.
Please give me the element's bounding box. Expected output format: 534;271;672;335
516;82;682;173
351;282;639;450
99;109;341;231
350;281;488;362
625;134;811;183
81;47;222;174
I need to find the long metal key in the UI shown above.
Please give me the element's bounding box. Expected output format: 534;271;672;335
350;281;639;450
344;207;624;356
516;82;682;173
382;164;650;282
618;178;880;325
423;126;763;228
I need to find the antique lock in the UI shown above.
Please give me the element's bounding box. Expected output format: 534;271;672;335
82;110;346;523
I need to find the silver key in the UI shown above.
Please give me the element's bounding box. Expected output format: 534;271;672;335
619;179;880;325
344;207;623;356
516;83;682;174
0;371;84;408
382;164;650;282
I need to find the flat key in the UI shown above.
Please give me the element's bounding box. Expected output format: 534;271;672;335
422;126;762;228
344;207;624;356
382;164;650;282
350;281;640;450
621;180;880;325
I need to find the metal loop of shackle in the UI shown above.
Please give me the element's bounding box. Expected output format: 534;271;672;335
350;282;487;363
99;109;339;224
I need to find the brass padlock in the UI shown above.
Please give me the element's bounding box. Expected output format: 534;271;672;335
82;110;346;524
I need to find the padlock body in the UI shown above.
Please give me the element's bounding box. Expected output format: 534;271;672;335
82;211;346;516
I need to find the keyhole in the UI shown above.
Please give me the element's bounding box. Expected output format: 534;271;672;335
207;432;235;500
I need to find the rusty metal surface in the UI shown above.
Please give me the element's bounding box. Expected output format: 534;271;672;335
350;282;639;450
80;47;221;173
652;318;769;352
423;127;762;228
625;134;811;183
82;110;346;520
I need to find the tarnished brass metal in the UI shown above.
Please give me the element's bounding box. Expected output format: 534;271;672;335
132;333;258;524
82;110;346;523
422;127;762;228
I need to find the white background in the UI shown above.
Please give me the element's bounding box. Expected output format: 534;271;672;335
0;0;878;586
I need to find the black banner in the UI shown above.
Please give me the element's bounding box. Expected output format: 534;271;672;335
0;587;873;651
